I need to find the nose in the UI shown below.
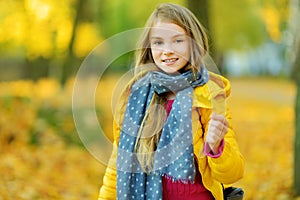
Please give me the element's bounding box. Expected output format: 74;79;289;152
163;51;174;56
162;45;174;56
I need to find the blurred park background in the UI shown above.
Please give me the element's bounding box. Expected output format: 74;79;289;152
0;0;300;199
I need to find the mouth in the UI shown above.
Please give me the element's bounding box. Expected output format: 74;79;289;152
162;58;179;64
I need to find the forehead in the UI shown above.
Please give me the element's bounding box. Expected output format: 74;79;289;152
150;22;187;38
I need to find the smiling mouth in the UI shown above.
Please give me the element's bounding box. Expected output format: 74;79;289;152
162;58;179;63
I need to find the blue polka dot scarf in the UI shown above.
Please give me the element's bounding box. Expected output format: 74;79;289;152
117;67;209;200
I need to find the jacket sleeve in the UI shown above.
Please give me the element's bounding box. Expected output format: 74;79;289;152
199;74;245;185
98;117;123;199
98;84;131;199
98;140;118;200
201;106;245;185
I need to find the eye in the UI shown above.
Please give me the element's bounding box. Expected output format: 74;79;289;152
151;40;163;46
175;39;184;43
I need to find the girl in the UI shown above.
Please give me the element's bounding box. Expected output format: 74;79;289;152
99;3;244;200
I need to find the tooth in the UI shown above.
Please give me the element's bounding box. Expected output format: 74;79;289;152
165;59;176;63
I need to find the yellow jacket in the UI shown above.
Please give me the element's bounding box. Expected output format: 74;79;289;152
98;73;244;200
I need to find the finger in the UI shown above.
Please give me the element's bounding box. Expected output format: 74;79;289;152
211;112;229;127
211;112;225;121
208;120;228;138
208;126;223;141
208;120;221;131
206;133;223;150
209;119;225;131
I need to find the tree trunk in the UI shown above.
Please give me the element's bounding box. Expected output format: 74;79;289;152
295;86;300;196
61;0;85;84
186;0;223;72
290;0;300;195
186;0;209;31
294;39;300;196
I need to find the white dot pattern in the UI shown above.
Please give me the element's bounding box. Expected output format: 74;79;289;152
116;68;209;199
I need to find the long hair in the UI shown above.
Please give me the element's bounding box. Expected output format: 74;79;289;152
135;3;209;74
133;3;209;173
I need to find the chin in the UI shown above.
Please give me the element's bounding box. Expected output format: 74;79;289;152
158;68;174;74
164;70;181;75
157;66;178;74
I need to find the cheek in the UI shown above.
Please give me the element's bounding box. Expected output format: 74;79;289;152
151;49;161;60
184;48;191;61
175;44;190;58
183;44;191;57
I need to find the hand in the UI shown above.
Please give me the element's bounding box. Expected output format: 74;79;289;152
206;112;229;154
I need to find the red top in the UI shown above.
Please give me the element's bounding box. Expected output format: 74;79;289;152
163;99;214;200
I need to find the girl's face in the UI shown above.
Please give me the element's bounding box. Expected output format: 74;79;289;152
150;21;191;74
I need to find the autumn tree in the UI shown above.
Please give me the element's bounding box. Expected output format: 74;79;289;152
186;0;219;64
186;0;267;73
294;39;300;196
186;0;209;32
287;0;300;195
292;7;300;197
61;0;85;84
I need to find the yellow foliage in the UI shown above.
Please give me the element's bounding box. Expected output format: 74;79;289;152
0;76;297;199
54;19;73;54
25;23;54;59
0;12;27;45
0;0;76;59
260;0;289;43
0;80;34;98
34;78;60;100
73;23;103;58
24;0;52;22
260;5;281;42
229;78;296;199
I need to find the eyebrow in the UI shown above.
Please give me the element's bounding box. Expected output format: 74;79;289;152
150;34;187;39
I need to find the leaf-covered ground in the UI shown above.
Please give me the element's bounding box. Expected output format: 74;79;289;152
0;76;299;199
229;77;297;200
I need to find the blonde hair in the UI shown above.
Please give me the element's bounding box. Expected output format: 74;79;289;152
133;3;209;172
135;3;209;74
